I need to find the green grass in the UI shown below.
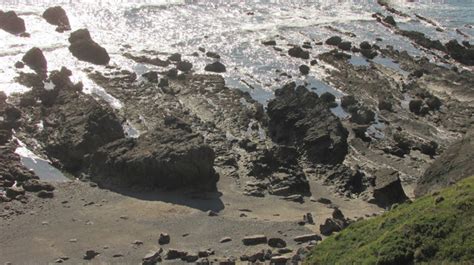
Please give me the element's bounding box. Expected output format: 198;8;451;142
305;176;474;265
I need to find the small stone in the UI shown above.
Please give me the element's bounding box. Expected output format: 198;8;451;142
299;65;310;75
220;237;232;243
304;213;315;224
293;234;322;243
268;238;287;248
83;250;99;260
69;238;77;243
316;197;332;204
271;255;289;264
165;249;187;260
112;253;124;258
182;254;199;262
242;235;267;245
132;240;144;245
158;233;170;245
207;210;218;216
204;62;226;73
37;190;54;198
435;196;444;204
143;249;163;265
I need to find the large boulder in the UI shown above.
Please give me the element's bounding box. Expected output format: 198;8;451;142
372;168;408;207
22;47;47;75
89;128;218;191
42;6;71;32
415;129;474;197
267;83;348;165
68;29;110;65
0;11;26;35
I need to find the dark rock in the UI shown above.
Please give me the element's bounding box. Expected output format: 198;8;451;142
372;168;408;207
360;48;378;59
165;249;187;260
425;96;441;110
409;99;423;114
37;190;54;198
0;11;26;35
22;47;47;75
83;250;99;260
303;212;314;224
326;36;342;46
268;238;287;248
271;256;289;264
383;15;397;26
341;95;357;108
319;92;336;103
205;52;220;59
43;6;71;32
159;78;169;88
320;218;342;236
349;106;375;125
14;61;24;68
168;53;181;62
6;186;25;199
142;249;162;265
158;233;170;245
267;82;348;165
316;197;332;204
23;179;55;192
299;65;310;75
445;39;474;66
338;41;352;51
182;254;199;263
359;41;372;50
415;129;474;197
293;234;322;243
323;164;368;195
68;29;110;65
204;62;226;73
176;61;193;72
262;40;276;46
242;235;267;245
378;99;393;111
399;30;446;52
90;128;218;191
288;46;309;59
142;71;159;83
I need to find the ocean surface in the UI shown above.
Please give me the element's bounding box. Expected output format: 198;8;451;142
1;0;472;102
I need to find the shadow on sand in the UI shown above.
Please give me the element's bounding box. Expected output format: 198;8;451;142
98;183;226;213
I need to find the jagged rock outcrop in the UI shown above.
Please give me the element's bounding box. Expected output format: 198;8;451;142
415;128;474;197
68;29;110;65
267;83;348;165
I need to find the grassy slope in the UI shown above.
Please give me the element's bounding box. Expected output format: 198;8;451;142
305;176;474;265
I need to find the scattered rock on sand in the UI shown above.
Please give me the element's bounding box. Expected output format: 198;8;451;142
68;29;110;65
0;11;26;35
220;237;232;243
294;234;322;243
262;40;276;46
83;250;99;260
143;249;163;265
42;6;71;32
204;61;226;73
177;60;193;72
243;235;267;245
268;238;287;248
158;233;170;245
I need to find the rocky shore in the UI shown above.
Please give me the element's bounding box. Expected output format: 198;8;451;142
1;2;473;264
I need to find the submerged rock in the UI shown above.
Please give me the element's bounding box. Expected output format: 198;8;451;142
0;11;26;35
288;46;309;59
204;61;226;73
445;39;474;66
68;29;110;65
267;83;348;165
42;6;71;32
